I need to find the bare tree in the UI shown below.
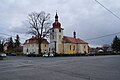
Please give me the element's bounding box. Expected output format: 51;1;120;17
26;11;51;55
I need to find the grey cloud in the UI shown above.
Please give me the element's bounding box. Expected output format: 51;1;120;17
0;0;120;47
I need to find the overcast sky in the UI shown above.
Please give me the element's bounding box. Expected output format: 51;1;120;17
0;0;120;47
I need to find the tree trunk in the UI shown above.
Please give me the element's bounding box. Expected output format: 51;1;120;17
38;37;42;56
38;42;42;56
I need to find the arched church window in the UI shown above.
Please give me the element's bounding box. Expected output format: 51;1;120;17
70;45;71;50
52;30;54;32
73;45;75;51
59;29;61;32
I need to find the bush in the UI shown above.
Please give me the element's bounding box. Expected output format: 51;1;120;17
54;53;86;57
16;52;24;56
94;52;118;56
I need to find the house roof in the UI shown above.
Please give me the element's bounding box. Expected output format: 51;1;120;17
24;36;49;45
63;36;88;44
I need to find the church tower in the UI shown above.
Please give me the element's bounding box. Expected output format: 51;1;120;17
50;12;64;54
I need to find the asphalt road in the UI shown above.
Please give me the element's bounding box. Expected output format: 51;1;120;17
0;55;120;80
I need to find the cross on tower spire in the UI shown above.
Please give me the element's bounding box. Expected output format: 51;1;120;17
55;10;58;21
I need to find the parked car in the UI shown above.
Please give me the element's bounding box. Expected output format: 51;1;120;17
49;53;54;57
0;53;7;57
7;53;16;56
43;54;48;57
26;52;36;57
85;53;94;56
43;53;54;57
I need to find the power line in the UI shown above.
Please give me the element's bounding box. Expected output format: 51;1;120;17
84;0;120;41
0;32;16;38
95;0;120;20
0;31;119;42
0;32;26;40
85;31;120;41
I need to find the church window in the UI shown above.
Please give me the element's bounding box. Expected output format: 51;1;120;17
52;30;54;32
59;29;61;32
84;46;86;48
73;45;75;51
70;45;71;50
59;35;61;39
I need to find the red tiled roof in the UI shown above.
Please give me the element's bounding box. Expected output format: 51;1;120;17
51;21;64;30
63;36;88;44
52;21;61;28
24;36;49;45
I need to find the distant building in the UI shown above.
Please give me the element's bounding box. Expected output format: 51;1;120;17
89;46;113;54
23;36;49;54
4;42;23;53
107;46;113;52
14;46;23;53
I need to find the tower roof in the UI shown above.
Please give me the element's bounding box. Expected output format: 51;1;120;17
52;12;62;29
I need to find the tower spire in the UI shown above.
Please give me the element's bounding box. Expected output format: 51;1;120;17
52;11;62;29
55;10;58;21
73;31;76;38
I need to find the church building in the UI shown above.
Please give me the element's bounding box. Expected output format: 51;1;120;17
23;12;88;55
49;12;88;54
